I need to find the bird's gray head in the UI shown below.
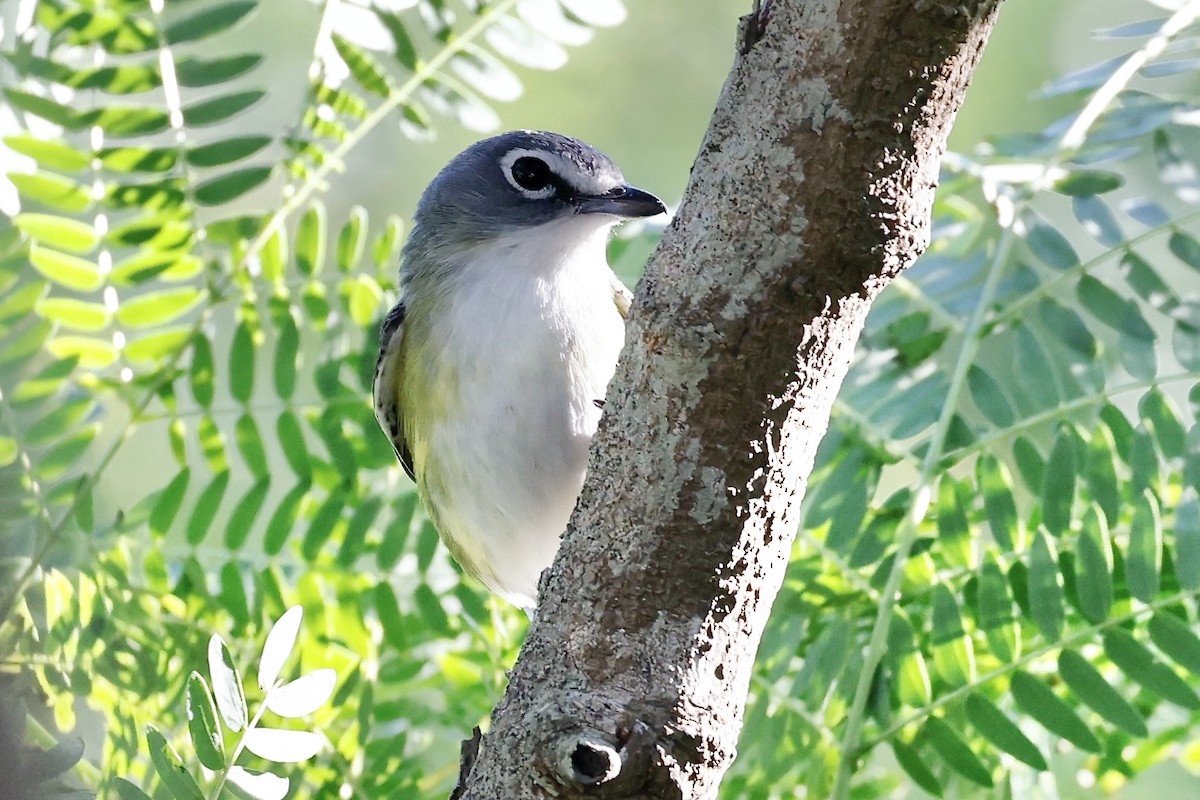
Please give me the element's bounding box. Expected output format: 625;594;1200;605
402;130;664;270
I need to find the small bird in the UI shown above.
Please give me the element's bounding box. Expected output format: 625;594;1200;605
374;130;665;608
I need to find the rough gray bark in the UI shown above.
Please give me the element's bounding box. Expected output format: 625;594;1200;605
457;0;1004;797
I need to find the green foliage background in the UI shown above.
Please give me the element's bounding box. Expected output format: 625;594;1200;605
3;0;1200;799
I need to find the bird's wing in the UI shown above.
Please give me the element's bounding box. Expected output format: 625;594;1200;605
612;275;633;320
373;302;415;480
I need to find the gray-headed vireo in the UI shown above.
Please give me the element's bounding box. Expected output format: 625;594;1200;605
374;130;665;608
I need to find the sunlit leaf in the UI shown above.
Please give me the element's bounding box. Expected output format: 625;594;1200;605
208;635;248;732
186;671;226;770
226;766;288;800
11;173;91;212
242;728;322;763
14;214;97;253
114;288;203;328
266;668;337;717
259;606;303;692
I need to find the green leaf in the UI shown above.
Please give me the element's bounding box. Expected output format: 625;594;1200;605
1076;274;1154;341
1071;195;1123;246
259;605;302;692
346;274;383;328
1148;613;1200;675
198;414;229;474
1010;671;1101;752
332;34;394;97
225;479;271;550
150;468;191;538
1022;209;1078;269
966;365;1013;427
1028;531;1064;640
414;583;451;635
35;297;110;331
272;306;300;399
1012;436;1045;494
1058;649;1147;736
165;1;256;44
337;496;382;568
187;471;230;545
302;489;345;561
1169;232;1200;272
1140;387;1186;460
99;146;178;173
295;202;325;277
186;672;227;770
190;334;215;408
1104;629;1200;709
1175;495;1200;592
924;717;992;787
114;288;203;328
1127;489;1162;603
1074;504;1113;623
146;725;204;800
227;320;257;405
1120;251;1178;314
3;135;90;172
176;54;264;87
892;740;941;797
965;693;1046;770
372;215;404;269
376;493;417;571
187;136;271;167
264;482;309;555
0;436;17;468
3;89;82;129
84;105;170;137
124;327;192;364
112;778;153;800
208;635;248;732
14;214;97;253
277;412;311;478
194;166;273;205
235;414;269;479
26;396;94;446
218;561;251;625
260;226;287;284
29;246;101;292
1038;298;1096;358
183;91;265;126
1084;424;1120;526
1042;427;1076;536
337;206;367;272
45;335;116;368
1054;170;1122;196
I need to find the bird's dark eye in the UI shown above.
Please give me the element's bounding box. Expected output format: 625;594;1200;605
510;157;553;192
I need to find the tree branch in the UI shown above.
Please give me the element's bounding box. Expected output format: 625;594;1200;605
457;1;1004;796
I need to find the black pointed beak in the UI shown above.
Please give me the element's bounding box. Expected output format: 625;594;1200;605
574;184;666;219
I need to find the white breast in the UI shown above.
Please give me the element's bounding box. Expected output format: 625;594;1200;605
407;216;626;607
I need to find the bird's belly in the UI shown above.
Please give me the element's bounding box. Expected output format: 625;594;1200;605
412;294;622;606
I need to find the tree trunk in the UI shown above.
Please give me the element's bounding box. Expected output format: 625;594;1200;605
456;0;1004;796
